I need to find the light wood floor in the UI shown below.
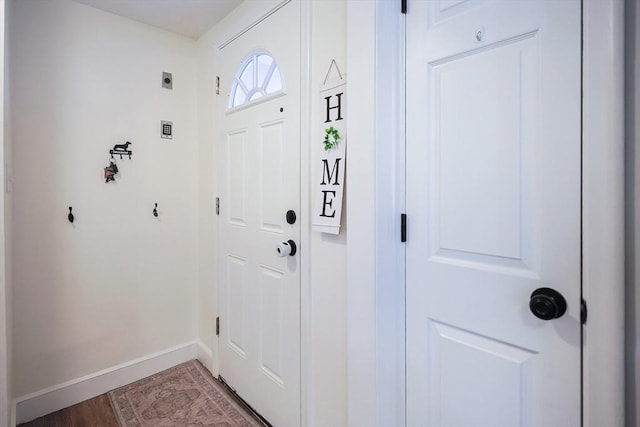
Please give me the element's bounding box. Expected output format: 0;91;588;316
18;394;119;427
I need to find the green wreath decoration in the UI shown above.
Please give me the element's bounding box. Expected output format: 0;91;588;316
323;126;341;151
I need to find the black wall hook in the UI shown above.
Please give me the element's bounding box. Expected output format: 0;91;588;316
68;207;74;223
109;141;133;160
153;203;158;217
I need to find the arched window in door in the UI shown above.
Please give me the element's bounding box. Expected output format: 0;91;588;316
229;51;283;109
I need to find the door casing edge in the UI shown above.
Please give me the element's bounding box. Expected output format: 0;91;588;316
299;1;312;426
582;1;626;426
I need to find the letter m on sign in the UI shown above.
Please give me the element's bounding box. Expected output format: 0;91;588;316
320;158;342;186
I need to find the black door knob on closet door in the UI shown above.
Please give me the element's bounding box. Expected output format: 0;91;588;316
529;287;567;320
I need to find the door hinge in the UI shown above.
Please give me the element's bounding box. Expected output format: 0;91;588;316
216;316;220;336
216;76;220;95
581;299;587;325
216;197;220;215
401;213;407;242
401;0;407;14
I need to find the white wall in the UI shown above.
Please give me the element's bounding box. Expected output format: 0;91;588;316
8;0;199;399
626;0;639;425
196;1;348;426
345;2;377;426
308;3;347;426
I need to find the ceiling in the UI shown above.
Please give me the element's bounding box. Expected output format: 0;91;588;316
73;0;244;40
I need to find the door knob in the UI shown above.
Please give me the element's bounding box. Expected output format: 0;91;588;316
276;240;297;257
529;287;567;320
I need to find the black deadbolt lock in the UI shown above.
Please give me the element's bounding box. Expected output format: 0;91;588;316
529;287;567;320
286;210;296;224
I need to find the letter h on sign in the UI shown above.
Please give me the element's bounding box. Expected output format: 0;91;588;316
324;93;344;123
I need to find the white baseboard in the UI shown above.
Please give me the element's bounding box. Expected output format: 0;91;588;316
196;340;214;375
14;340;198;425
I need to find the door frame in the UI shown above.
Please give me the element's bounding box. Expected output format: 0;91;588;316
345;0;625;426
0;2;8;426
211;1;311;426
0;2;9;426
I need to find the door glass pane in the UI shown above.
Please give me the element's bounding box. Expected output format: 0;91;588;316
240;60;255;88
257;54;274;85
232;83;247;107
229;52;283;109
265;68;282;94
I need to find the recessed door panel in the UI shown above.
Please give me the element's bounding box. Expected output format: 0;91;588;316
427;320;535;427
428;0;478;28
260;265;284;386
228;255;247;356
430;36;538;271
260;121;285;233
439;0;469;12
228;131;247;226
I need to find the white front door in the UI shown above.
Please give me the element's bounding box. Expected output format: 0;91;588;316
217;3;300;426
406;1;582;426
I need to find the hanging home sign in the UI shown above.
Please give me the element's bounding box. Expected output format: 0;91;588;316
313;61;346;235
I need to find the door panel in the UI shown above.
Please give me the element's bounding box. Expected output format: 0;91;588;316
429;34;538;275
217;3;300;427
260;120;285;232
406;1;581;426
228;255;247;355
435;38;531;259
228;131;247;226
427;320;536;427
259;265;285;383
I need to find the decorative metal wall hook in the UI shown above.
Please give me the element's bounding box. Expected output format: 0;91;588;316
153;203;158;217
109;141;133;160
68;206;74;223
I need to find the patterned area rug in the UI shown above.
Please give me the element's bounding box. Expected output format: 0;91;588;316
108;360;263;427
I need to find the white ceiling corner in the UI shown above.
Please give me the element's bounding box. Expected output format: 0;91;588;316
73;0;244;40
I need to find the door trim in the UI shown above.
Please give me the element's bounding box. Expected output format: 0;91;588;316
299;2;311;426
0;2;8;426
346;2;405;427
217;0;291;50
581;0;626;425
345;0;625;426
